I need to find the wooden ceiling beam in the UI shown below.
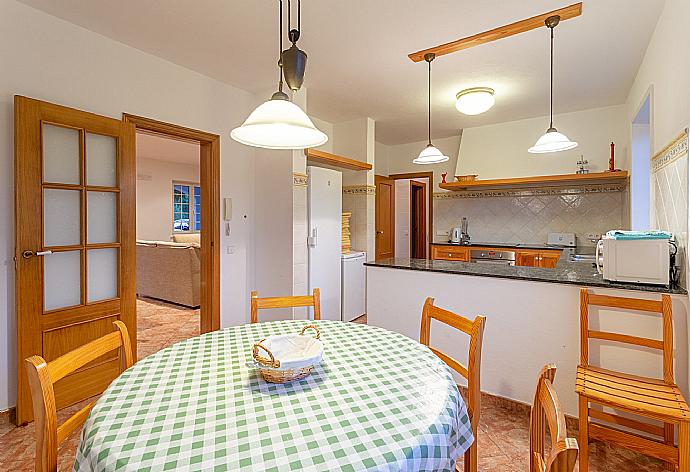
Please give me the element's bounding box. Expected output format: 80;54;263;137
408;2;582;62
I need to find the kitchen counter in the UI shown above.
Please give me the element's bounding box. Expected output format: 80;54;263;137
365;246;686;294
431;241;566;251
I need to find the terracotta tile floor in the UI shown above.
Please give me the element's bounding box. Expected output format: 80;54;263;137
0;306;667;471
0;298;199;471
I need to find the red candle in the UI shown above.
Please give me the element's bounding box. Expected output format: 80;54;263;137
609;142;615;172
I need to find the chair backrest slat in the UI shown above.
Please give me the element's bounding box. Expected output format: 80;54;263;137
529;365;578;472
25;320;133;472
580;289;674;383
251;288;321;323
420;297;486;431
48;331;123;384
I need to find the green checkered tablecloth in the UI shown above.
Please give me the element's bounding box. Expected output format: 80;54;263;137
74;320;473;472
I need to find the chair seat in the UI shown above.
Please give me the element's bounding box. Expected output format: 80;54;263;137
577;365;690;422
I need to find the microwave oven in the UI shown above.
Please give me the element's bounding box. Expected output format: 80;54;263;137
595;237;671;285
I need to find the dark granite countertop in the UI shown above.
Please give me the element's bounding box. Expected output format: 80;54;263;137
366;246;687;295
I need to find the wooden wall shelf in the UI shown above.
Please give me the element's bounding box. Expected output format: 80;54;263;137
439;171;628;191
305;149;372;171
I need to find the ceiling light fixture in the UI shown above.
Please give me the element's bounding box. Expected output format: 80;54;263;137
528;15;577;154
231;0;327;150
455;87;495;115
414;53;449;165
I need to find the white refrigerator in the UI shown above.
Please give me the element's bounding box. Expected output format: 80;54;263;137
307;166;342;321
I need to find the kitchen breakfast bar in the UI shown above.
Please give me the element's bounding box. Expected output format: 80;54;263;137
365;251;689;417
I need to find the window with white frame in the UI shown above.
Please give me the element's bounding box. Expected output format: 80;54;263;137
173;182;201;232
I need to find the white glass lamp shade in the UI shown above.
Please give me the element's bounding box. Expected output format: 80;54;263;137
413;144;449;164
528;128;578;154
231;98;328;150
455;87;495;115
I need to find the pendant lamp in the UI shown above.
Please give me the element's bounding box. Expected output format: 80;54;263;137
231;0;327;150
414;53;449;164
528;15;577;154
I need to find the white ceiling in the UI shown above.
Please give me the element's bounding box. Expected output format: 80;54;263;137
19;0;664;144
136;132;200;166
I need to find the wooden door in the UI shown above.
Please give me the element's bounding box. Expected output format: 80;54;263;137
539;252;561;268
375;175;395;259
410;180;427;259
15;96;136;424
516;251;539;267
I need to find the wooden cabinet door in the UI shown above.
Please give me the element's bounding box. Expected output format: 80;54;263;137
15;96;136;424
516;251;539;267
375;176;395;259
539;251;561;268
431;245;469;261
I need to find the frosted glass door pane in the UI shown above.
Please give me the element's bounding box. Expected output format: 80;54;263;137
86;133;117;187
43;124;80;184
44;189;81;246
44;251;81;311
87;192;117;243
87;248;118;302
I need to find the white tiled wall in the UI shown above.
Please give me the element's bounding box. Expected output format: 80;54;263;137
653;152;688;286
434;192;625;246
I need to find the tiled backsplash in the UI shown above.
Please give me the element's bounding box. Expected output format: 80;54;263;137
652;132;688;287
434;192;625;246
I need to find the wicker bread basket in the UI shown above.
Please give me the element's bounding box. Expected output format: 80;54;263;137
251;325;323;383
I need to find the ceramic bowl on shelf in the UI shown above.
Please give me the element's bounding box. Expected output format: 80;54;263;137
455;174;478;182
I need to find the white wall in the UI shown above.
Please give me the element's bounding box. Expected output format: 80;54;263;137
0;0;259;410
456;105;629;179
625;0;690;156
136;158;200;241
374;141;390;177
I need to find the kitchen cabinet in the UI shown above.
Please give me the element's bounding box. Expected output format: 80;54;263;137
431;245;469;262
516;249;561;268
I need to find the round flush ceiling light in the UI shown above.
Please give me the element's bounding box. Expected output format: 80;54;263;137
455;87;495;115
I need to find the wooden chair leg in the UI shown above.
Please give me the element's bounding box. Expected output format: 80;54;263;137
464;443;477;472
665;423;676;471
578;395;589;472
679;422;689;472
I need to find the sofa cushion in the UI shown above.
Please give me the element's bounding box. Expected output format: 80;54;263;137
172;233;201;245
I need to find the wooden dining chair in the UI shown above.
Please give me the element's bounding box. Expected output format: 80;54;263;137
420;297;486;472
24;320;134;472
530;364;578;472
250;288;321;323
577;289;690;472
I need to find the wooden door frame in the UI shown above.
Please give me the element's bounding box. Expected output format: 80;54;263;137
374;175;395;259
123;114;220;333
409;180;427;259
388;172;434;258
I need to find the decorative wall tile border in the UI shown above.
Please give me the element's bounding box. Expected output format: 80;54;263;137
292;172;308;187
343;185;376;195
651;130;688;174
433;183;627;199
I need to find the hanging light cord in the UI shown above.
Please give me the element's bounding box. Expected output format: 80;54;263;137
425;54;434;146
287;0;301;41
278;0;284;90
549;24;554;130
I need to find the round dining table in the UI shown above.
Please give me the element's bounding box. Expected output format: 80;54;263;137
74;320;474;472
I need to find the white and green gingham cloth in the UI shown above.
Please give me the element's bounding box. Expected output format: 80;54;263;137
74;320;473;471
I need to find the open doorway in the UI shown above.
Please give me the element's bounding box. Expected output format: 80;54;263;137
388;172;433;259
631;93;652;230
124;114;221;360
134;131;202;358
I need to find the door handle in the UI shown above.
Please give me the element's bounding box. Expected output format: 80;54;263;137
376;230;384;235
22;250;53;259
